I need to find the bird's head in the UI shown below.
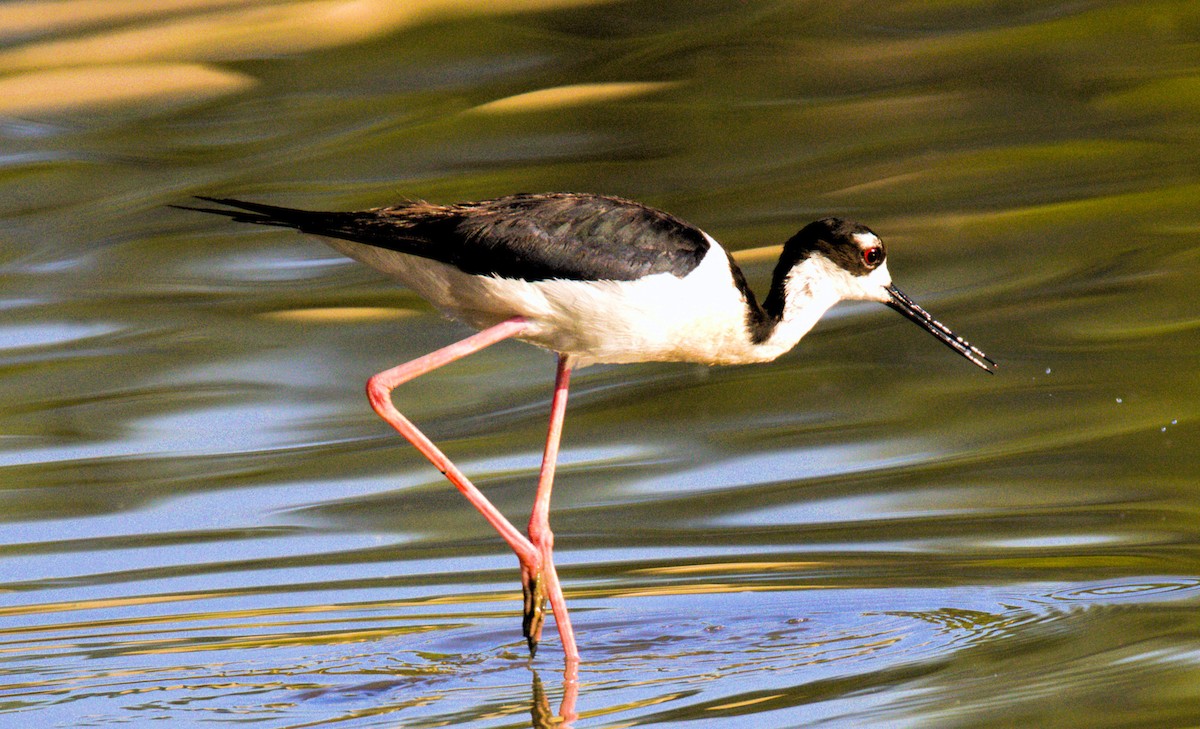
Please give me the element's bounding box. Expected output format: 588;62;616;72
777;217;893;302
768;217;994;372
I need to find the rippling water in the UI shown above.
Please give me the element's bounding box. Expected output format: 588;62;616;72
3;1;1200;726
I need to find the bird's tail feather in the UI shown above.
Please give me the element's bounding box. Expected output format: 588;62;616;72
170;196;330;230
172;196;445;259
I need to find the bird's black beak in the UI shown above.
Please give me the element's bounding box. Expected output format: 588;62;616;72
884;285;995;373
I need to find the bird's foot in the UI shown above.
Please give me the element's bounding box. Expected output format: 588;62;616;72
522;568;547;657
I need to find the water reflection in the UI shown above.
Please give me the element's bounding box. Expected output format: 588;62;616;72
531;666;579;728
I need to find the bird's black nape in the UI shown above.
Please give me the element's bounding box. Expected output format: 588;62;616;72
779;218;883;276
761;217;882;319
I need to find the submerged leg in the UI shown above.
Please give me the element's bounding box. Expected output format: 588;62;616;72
523;354;578;662
366;317;543;599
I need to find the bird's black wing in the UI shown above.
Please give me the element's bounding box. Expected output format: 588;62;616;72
180;193;711;282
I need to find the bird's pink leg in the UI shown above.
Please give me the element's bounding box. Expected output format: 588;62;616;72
366;317;542;580
523;354;579;662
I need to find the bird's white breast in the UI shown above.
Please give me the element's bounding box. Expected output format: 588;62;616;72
322;235;761;367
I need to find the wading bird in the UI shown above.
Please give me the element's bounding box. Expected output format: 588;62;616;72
181;192;994;663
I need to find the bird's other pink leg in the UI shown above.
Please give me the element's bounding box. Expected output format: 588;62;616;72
523;354;579;662
366;317;541;576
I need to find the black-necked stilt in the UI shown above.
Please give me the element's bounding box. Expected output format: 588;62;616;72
181;192;994;663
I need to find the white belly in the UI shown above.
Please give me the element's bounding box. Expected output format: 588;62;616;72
322;237;767;367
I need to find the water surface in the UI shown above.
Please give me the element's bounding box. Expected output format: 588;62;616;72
2;1;1200;726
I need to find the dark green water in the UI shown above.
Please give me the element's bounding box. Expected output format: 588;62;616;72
3;1;1199;726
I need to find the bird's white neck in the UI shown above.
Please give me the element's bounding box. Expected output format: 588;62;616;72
746;256;845;361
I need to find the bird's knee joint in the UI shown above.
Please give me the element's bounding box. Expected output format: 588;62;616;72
365;378;393;412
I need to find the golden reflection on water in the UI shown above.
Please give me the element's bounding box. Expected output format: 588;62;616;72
0;63;254;116
0;0;259;38
0;0;611;115
257;306;419;323
0;592;236;618
631;560;821;575
1;0;606;68
468;82;681;115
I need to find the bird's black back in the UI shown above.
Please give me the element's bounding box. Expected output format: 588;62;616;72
187;192;712;282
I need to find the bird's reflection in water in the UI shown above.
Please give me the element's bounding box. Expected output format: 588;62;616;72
530;662;579;728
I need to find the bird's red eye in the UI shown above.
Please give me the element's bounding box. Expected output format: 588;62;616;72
863;246;883;267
